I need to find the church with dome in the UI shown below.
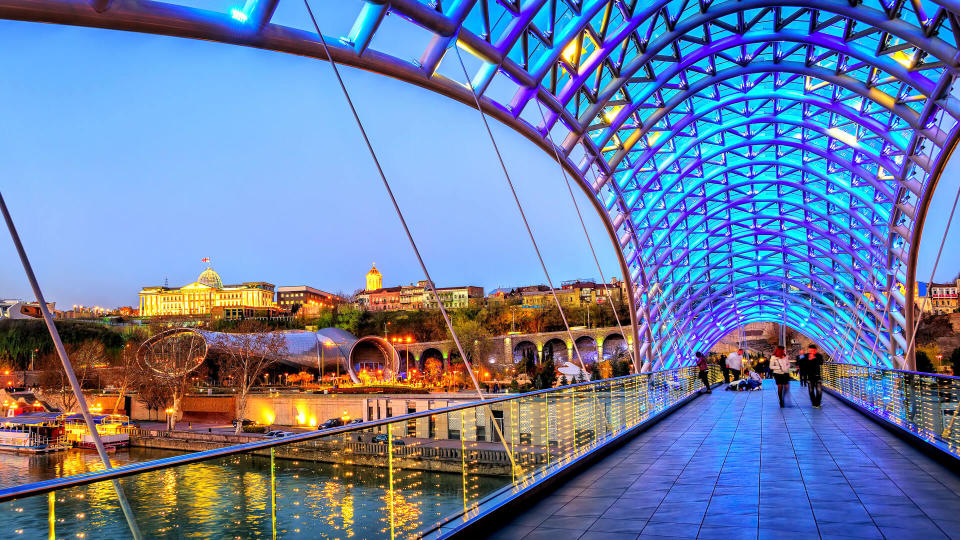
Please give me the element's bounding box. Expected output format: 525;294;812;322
138;266;277;319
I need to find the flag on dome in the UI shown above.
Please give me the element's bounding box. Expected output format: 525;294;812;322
201;257;210;263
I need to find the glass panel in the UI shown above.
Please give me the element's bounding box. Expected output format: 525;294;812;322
0;367;720;538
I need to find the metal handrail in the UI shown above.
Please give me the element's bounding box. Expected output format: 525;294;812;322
0;365;695;503
825;361;960;381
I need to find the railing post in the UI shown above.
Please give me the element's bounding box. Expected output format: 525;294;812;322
388;428;395;540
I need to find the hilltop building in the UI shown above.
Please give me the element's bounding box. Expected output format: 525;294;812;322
277;286;346;317
354;264;483;311
488;278;628;309
914;279;960;315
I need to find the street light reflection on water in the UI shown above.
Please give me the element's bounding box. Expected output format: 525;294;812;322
0;447;502;538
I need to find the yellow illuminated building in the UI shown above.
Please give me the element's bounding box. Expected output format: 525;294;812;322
366;263;382;291
139;266;277;318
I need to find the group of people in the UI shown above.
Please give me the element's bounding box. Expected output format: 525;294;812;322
694;344;825;408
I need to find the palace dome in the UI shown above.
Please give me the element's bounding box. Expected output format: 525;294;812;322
197;267;223;289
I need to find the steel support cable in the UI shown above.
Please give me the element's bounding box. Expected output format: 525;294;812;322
651;283;699;367
904;171;960;370
0;193;143;540
301;0;502;410
450;43;592;378
530;99;643;372
451;42;618;444
835;289;864;362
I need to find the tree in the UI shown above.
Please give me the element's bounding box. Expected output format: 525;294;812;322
950;347;960;376
534;358;557;389
559;374;568;386
915;350;936;374
109;330;148;414
37;340;101;412
133;328;207;430
213;321;289;433
451;316;493;366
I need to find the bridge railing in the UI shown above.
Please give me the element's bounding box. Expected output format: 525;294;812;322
823;362;960;459
0;365;721;539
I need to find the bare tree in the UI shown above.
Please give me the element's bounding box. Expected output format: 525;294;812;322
214;321;288;433
109;331;148;415
37;340;101;412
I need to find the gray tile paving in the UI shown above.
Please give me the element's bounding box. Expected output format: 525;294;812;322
488;381;960;539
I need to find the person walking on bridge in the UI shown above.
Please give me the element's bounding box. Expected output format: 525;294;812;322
695;352;712;394
770;346;791;408
802;344;824;408
726;349;744;380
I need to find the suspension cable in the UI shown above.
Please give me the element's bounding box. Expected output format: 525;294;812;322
530;99;639;372
0;193;143;539
300;2;525;476
301;1;487;400
451;43;592;377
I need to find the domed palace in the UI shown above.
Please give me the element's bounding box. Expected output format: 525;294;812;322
139;265;277;319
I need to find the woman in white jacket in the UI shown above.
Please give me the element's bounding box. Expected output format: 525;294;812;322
770;346;792;408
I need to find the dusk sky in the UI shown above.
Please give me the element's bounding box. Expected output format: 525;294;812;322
2;11;960;309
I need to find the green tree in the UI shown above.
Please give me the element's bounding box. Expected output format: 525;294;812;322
535;358;557;389
915;350;935;374
951;347;960;376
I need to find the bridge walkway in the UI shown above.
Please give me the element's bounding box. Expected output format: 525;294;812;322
487;381;960;540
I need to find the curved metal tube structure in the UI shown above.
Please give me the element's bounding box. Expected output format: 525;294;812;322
9;0;960;368
137;328;401;384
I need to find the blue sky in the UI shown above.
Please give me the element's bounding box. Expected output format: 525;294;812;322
1;13;959;308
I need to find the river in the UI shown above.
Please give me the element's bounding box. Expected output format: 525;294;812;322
0;447;506;538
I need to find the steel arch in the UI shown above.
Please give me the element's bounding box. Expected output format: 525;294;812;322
7;0;960;368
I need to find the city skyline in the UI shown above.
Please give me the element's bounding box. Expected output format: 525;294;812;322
0;16;634;309
2;16;960;310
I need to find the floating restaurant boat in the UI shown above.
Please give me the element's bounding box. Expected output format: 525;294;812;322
0;412;70;454
64;413;132;450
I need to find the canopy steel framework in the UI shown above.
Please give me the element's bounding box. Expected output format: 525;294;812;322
7;0;960;369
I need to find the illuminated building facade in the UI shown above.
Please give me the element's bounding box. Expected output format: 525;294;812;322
355;267;482;311
365;263;382;291
138;267;276;318
914;280;960;315
276;286;345;313
501;279;628;310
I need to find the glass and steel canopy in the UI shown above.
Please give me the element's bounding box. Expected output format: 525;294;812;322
4;0;959;368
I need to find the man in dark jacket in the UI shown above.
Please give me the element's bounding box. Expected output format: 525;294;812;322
801;344;824;407
695;352;712;394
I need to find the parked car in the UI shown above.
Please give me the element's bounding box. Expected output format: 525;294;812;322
371;434;405;445
320;418;343;429
232;418;256;427
350;418;364;425
265;431;298;438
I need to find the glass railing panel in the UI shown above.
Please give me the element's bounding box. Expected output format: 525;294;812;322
823;362;960;460
0;367;717;538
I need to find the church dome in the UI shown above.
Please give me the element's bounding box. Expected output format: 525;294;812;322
197;267;223;289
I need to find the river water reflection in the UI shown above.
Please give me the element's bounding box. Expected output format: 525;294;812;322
1;448;504;538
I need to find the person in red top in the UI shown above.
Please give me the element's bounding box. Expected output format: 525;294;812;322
695;352;712;394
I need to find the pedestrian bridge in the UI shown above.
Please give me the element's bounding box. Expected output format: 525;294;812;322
0;363;957;538
5;0;960;369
